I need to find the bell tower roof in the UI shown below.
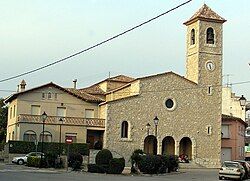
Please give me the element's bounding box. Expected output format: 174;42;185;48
184;4;226;25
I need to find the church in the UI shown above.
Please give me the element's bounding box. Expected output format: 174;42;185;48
5;4;232;168
101;4;226;168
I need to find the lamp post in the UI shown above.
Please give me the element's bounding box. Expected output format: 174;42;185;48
146;123;151;136
59;118;64;157
40;111;47;167
239;95;246;110
153;116;159;137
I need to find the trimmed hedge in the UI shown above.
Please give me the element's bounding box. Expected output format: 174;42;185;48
95;149;113;165
27;156;41;167
88;149;125;174
68;153;83;170
108;158;125;174
138;154;179;174
8;141;89;155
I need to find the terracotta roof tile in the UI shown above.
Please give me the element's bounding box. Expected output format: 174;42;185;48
108;75;134;83
66;88;104;102
184;4;226;25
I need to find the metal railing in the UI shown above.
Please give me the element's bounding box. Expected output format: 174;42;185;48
18;114;105;128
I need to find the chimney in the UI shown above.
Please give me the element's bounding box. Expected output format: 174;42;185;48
20;80;26;92
17;85;20;92
73;79;77;89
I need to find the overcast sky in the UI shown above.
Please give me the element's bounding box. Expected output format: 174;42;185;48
0;0;249;100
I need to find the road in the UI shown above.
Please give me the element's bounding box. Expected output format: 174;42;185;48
0;163;222;181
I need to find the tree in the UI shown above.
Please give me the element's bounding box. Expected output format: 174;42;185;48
0;98;7;142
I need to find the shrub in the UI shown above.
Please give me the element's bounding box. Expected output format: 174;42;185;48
138;154;162;174
130;149;144;173
8;141;89;155
95;149;113;165
87;164;107;173
27;156;41;167
68;153;83;170
46;152;57;168
166;155;179;172
108;158;125;174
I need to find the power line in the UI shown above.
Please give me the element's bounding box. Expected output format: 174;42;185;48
0;0;192;83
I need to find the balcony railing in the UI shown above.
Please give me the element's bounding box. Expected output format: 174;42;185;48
18;114;105;128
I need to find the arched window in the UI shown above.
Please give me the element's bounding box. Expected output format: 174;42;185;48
121;121;128;138
23;130;37;142
48;92;52;99
40;131;52;142
191;29;195;45
206;27;214;44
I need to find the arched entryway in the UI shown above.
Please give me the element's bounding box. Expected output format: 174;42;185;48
162;136;175;155
179;137;192;160
144;135;157;155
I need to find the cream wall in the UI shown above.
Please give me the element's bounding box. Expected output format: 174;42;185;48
222;87;246;120
16;87;99;118
6;85;100;143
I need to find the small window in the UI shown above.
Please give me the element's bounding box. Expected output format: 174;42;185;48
13;105;16;118
10;107;12;119
57;107;66;117
207;126;212;135
55;93;58;99
12;131;14;140
23;130;37;142
208;86;213;95
39;131;52;142
31;105;41;115
206;27;214;44
222;125;230;138
121;121;128;138
85;109;94;118
48;92;52;99
191;29;195;45
42;92;46;99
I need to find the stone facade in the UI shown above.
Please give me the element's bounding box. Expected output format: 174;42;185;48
103;5;226;168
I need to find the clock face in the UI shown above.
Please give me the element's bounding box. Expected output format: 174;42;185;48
206;61;215;71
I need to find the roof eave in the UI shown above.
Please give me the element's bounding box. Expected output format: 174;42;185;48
183;17;227;26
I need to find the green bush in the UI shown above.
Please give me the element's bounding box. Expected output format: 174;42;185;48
8;141;89;155
95;149;113;165
68;153;83;170
137;154;179;174
27;156;41;167
108;158;125;174
138;154;162;174
45;152;58;168
0;142;5;151
130;149;144;173
87;164;106;173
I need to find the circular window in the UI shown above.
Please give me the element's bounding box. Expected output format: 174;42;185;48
165;99;174;109
164;98;176;111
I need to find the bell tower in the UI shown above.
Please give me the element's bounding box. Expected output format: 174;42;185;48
184;4;226;86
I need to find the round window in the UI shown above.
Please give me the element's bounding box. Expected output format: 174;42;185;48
165;99;174;109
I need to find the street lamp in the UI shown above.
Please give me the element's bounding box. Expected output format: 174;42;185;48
146;123;151;136
153;116;159;137
40;111;47;167
239;95;247;110
59;118;64;157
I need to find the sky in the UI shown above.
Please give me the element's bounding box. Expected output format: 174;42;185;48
0;0;250;100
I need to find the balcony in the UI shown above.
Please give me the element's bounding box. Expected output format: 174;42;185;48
18;114;105;128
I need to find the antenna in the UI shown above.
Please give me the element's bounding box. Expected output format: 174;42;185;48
223;74;233;87
108;71;111;79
